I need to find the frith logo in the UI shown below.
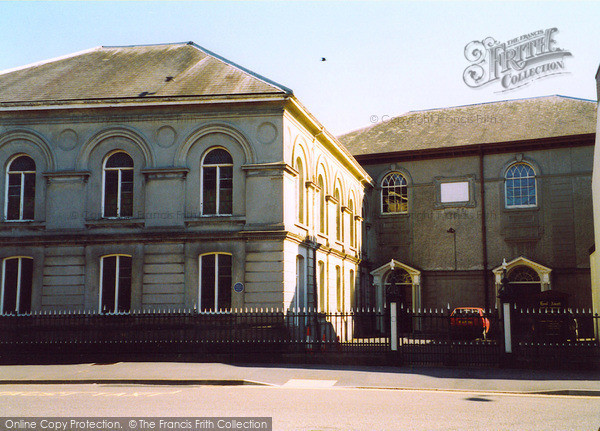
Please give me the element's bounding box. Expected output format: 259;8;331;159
463;28;572;92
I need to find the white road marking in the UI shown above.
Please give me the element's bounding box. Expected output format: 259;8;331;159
282;379;337;388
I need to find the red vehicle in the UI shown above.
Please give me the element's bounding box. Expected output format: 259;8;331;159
449;307;491;340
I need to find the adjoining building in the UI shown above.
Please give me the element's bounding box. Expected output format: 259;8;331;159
340;95;596;312
0;42;371;316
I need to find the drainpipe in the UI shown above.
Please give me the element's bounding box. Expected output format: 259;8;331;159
479;146;490;310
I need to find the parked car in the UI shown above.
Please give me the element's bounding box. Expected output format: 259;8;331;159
449;307;490;340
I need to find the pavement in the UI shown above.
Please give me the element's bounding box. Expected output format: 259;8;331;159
0;362;599;396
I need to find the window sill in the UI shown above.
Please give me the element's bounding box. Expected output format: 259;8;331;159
503;205;539;212
379;212;409;217
294;222;309;233
185;216;246;227
86;219;145;229
0;221;45;231
316;232;329;243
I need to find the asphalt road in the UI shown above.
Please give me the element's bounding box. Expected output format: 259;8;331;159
1;384;599;431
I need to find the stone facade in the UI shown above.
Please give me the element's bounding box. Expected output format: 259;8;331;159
0;43;370;315
342;96;596;312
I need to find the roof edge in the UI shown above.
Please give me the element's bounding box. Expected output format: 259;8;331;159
188;42;294;96
0;46;102;77
406;95;597;115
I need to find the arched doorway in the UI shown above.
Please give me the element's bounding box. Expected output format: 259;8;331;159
492;256;551;308
384;268;413;310
371;260;422;312
370;260;422;334
508;265;541;306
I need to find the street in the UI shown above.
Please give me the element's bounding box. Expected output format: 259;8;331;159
1;384;599;431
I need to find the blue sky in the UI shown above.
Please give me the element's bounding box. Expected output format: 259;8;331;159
0;1;598;135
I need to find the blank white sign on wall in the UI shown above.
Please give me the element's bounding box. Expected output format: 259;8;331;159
440;181;469;203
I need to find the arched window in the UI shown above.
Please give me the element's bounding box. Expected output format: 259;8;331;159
296;158;305;224
505;162;536;208
103;152;134;218
334;188;342;242
6;155;36;221
202;148;233;215
348;199;355;248
318;175;326;234
318;261;326;311
336;265;343;312
1;257;33;314
199;253;232;311
381;172;407;214
100;255;132;313
295;255;306;310
508;265;540;282
349;269;355;311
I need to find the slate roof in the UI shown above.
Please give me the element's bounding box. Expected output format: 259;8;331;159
0;42;292;105
339;96;597;156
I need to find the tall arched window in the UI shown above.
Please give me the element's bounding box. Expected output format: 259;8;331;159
295;255;306;311
6;155;36;221
318;175;326;234
103;152;134;218
199;253;232;311
100;255;132;313
505;162;536;208
348;199;355;248
318;261;326;311
349;269;355;311
334;188;342;241
381;172;407;214
296;158;305;224
336;265;343;312
202;148;233;215
1;257;33;314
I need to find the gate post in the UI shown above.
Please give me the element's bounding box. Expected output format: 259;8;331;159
390;302;397;351
502;302;512;354
498;259;516;366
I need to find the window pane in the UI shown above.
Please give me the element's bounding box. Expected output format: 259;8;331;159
506;163;536;207
117;256;132;312
105;152;133;168
219;166;233;215
9;156;35;172
23;173;35;220
6;174;21;220
2;259;19;314
120;169;134;217
203;167;217;215
382;173;407;213
18;258;33;314
217;255;232;310
104;170;119;217
201;254;216;311
204;149;233;165
101;256;117;313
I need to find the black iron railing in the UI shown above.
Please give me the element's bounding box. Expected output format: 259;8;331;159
0;308;598;368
